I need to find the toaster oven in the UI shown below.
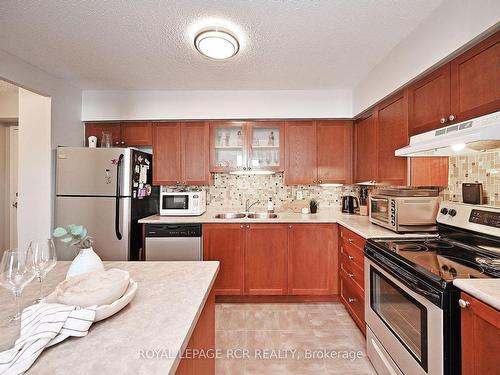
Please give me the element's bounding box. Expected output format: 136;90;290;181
370;194;440;232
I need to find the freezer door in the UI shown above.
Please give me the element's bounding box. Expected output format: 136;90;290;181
56;147;131;196
55;196;131;261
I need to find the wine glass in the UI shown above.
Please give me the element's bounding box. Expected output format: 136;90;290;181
0;249;36;321
28;239;57;303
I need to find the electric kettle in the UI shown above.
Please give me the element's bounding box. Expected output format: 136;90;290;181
341;196;359;214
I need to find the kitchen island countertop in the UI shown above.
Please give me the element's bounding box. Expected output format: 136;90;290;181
0;261;219;375
139;208;436;239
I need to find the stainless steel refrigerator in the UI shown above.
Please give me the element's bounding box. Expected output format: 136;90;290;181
55;147;158;261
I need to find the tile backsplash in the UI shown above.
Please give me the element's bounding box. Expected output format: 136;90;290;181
206;173;352;209
444;150;500;207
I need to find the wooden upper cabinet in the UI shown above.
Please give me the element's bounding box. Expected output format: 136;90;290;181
120;121;152;146
354;113;378;183
209;121;247;173
377;92;408;185
247;121;285;172
85;122;121;146
244;224;287;295
152;122;181;185
460;291;500;375
288;224;338;295
450;31;500;123
316;120;353;184
181;122;210;185
410;157;449;187
285;121;317;185
203;224;245;295
408;64;451;136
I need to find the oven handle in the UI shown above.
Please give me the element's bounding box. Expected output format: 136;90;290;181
366;246;442;307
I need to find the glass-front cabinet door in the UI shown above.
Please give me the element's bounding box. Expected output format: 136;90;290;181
248;122;284;172
209;121;284;172
210;122;247;172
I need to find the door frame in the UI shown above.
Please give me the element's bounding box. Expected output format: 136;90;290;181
8;125;18;248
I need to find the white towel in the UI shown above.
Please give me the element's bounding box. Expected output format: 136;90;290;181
0;303;97;375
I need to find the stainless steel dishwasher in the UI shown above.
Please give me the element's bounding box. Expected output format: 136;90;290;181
144;224;202;261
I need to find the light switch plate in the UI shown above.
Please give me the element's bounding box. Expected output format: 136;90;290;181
296;190;303;200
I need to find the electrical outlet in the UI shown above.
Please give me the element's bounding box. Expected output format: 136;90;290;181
296;190;303;200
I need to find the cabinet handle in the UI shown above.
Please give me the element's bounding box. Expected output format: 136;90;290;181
348;238;354;243
121;141;125;145
240;225;244;228
243;167;247;170
181;181;185;184
318;180;322;184
176;181;180;184
448;114;456;122
458;299;470;308
348;298;357;303
114;141;120;145
288;225;292;229
246;225;250;228
440;117;448;124
348;273;354;278
348;255;354;261
248;167;252;170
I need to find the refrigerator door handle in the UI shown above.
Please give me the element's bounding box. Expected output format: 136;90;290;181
115;154;124;240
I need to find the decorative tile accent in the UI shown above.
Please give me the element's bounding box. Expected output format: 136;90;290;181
444;151;500;207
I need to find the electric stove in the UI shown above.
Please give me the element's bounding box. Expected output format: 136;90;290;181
364;202;500;375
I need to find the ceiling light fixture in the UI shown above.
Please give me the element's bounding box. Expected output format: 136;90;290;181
194;28;239;60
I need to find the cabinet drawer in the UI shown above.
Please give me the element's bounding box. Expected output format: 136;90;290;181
340;274;365;333
340;252;364;293
340;227;366;252
340;238;364;271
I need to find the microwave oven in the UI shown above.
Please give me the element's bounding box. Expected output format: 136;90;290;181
370;194;440;232
160;189;206;216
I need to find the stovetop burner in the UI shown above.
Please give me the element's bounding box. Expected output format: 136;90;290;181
374;236;500;282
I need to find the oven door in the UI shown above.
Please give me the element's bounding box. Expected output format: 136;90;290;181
365;258;443;375
160;194;193;215
370;196;391;226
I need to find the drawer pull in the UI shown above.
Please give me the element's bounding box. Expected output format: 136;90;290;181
348;297;357;303
348;273;354;278
348;238;354;243
348;255;354;261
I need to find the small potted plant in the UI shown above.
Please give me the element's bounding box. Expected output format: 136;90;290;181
309;199;318;214
53;224;104;279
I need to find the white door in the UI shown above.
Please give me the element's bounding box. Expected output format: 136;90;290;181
9;126;18;248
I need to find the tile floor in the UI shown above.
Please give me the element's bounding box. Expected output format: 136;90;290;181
215;302;376;374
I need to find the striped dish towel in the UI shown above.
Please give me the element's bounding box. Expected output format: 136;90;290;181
0;303;97;375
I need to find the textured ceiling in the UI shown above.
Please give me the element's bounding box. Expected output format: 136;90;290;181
0;0;444;90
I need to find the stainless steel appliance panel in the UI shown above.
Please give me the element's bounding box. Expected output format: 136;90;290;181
56;147;131;196
365;258;443;375
145;237;202;261
55;196;130;261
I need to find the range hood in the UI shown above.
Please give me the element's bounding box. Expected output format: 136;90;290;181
395;111;500;157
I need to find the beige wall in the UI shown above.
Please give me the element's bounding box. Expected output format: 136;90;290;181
18;89;51;250
0;124;7;253
0;91;18;120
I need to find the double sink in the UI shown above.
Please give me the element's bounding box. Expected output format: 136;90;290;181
214;212;278;219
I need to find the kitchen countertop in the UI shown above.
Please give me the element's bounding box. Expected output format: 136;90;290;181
139;208;436;239
0;261;219;375
453;279;500;310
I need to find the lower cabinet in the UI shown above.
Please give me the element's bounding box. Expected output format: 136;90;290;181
287;224;338;295
339;226;366;334
203;224;245;295
245;224;288;295
176;288;215;375
203;223;338;297
460;291;500;375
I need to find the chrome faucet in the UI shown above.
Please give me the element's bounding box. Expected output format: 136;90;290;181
245;199;260;212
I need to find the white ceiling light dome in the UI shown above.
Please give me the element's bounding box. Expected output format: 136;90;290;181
194;28;239;60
